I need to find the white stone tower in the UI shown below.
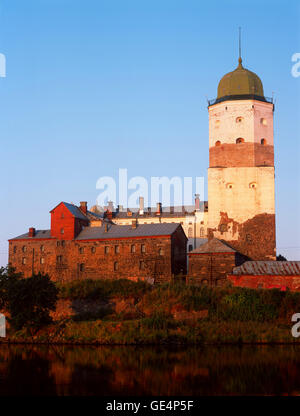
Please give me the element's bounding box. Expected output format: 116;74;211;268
207;56;276;260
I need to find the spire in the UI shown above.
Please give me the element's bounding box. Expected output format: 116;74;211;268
238;27;243;68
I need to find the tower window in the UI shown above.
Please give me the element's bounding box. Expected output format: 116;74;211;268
260;118;267;126
188;227;193;237
261;138;267;145
236;116;243;123
249;182;257;189
215;140;221;147
236;138;245;144
226;183;233;189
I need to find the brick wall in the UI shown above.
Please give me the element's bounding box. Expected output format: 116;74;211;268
227;274;300;291
209;143;274;167
9;232;186;284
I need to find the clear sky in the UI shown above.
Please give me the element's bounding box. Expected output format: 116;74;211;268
0;0;299;264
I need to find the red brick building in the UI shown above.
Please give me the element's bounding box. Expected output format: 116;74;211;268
8;201;187;284
228;261;300;291
187;238;248;286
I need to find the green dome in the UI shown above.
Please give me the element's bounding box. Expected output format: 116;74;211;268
217;58;264;99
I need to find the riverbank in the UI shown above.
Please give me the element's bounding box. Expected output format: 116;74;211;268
1;279;300;344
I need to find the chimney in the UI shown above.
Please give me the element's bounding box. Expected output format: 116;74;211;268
132;219;137;229
117;204;123;212
104;222;109;232
195;194;200;211
139;197;144;215
156;202;162;215
28;227;35;237
108;201;114;212
79;201;88;215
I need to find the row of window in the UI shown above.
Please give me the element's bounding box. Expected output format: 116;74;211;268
226;182;257;189
215;138;267;146
188;227;205;238
77;260;146;272
215;117;268;126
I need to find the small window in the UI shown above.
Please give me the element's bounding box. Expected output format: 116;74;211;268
22;246;27;253
91;246;96;254
188;227;193;238
215;140;221;147
40;257;45;265
79;247;85;254
131;244;136;253
56;255;63;264
114;261;118;271
158;248;164;256
260;118;267;126
60;228;64;235
115;245;120;254
226;183;233;189
40;245;44;252
79;263;85;272
22;257;26;265
236;137;245;144
200;227;204;237
105;246;109;254
141;244;146;253
13;246;17;254
261;138;267;145
61;240;65;247
249;182;257;189
57;241;60;247
139;260;145;270
236;116;243;123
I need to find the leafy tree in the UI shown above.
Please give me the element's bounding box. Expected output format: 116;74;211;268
0;267;58;332
276;254;287;261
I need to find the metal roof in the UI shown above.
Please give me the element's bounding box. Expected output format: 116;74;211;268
11;230;52;240
189;238;237;254
233;261;300;276
62;202;88;221
76;222;183;240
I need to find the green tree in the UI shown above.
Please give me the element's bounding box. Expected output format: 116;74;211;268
0;267;58;332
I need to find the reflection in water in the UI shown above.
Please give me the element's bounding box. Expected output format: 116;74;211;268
0;344;300;395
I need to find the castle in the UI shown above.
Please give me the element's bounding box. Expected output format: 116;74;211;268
8;53;300;288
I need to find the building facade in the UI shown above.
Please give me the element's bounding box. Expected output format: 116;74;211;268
8;202;187;284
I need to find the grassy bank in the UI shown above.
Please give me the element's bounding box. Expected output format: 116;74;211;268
2;279;300;344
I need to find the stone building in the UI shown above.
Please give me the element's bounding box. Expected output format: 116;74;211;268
8;201;187;284
207;56;276;260
227;261;300;291
187;238;248;286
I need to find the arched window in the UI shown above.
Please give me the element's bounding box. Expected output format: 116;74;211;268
141;244;146;253
200;227;204;237
40;257;45;265
115;245;120;254
139;261;145;270
40;245;44;252
188;227;193;238
22;257;27;265
236;138;245;144
261;138;267;145
79;247;85;254
114;261;118;271
158;248;164;256
22;246;27;253
215;140;221;147
131;244;136;253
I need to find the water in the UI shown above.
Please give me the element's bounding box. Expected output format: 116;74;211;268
0;344;300;396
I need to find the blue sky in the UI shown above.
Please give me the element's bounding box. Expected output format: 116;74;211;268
0;0;299;264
